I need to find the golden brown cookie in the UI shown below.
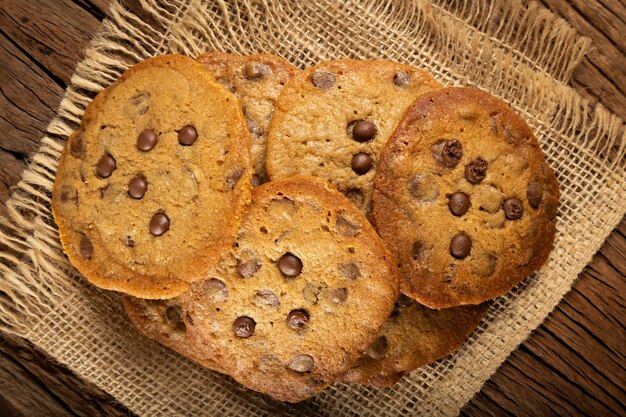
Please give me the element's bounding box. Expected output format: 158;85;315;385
52;55;253;299
373;87;559;308
196;52;297;183
181;176;400;402
338;294;488;387
265;60;442;214
122;296;223;373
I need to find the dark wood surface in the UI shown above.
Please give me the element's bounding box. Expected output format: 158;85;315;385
0;1;624;415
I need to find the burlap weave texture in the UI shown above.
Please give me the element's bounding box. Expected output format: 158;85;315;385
1;1;624;416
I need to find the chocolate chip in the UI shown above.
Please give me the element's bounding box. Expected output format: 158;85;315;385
366;336;388;360
433;139;463;167
232;316;255;338
465;157;488;184
396;293;414;308
450;232;472;259
393;72;410;86
288;354;314;373
137;129;158;151
178;125;197;146
226;169;244;190
330;288;348;303
503;198;523;220
351;120;377;142
338;262;360;280
527;180;543;208
164;304;185;330
287;309;309;330
407;173;439;202
412;240;432;262
149;212;170;236
351;153;373;175
278;253;302;277
96;154;116;178
237;259;261;278
128;176;148;199
251;175;262;187
448;192;470;216
245;62;271;79
336;214;360;237
310;70;335;89
79;234;93;260
70;134;85;158
252;290;280;309
203;278;228;302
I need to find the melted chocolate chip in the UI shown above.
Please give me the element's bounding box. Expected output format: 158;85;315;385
351;120;377;142
407;173;439;202
203;278;228;302
310;70;335;90
287;309;309;330
164;304;185;330
503;198;523;220
393;72;410;86
178;125;197;146
465;157;488;184
330;288;348;303
245;62;271;79
345;188;364;208
278;253;302;277
128;176;148;199
412;240;432;262
338;262;360;280
226;169;244;189
237;259;261;278
149;212;170;236
288;354;314;373
367;336;388;360
351;153;373;175
448;192;470;216
336;214;360;237
302;282;327;304
70;135;85;158
251;175;262;187
232;316;255;338
96;155;116;178
137;129;158;151
450;232;472;259
252;290;280;309
471;253;497;277
79;234;93;260
527;180;543;208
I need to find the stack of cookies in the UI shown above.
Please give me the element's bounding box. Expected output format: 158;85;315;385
52;53;559;402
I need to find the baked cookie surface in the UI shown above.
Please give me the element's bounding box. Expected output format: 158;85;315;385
52;55;253;298
265;60;442;213
338;295;488;387
181;176;399;402
373;87;559;308
196;52;296;183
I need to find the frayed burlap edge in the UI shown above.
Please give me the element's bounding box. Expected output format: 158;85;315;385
1;1;624;416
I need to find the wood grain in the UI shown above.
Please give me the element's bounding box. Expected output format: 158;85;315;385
0;0;624;415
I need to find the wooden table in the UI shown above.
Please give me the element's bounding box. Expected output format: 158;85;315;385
1;1;624;415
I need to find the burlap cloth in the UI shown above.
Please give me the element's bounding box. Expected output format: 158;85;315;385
1;0;624;415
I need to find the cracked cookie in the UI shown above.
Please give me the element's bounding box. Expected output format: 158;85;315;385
52;55;253;298
372;87;559;308
196;52;297;184
181;176;400;402
338;294;488;387
265;60;442;214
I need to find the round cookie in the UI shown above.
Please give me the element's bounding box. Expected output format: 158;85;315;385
181;176;400;402
52;55;253;299
338;294;488;387
372;87;559;308
265;60;442;214
196;52;297;184
122;296;223;373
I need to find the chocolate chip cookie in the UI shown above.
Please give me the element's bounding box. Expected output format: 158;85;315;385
196;52;296;184
338;295;488;387
265;60;442;214
181;176;400;402
373;87;559;308
122;296;223;373
52;55;253;299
